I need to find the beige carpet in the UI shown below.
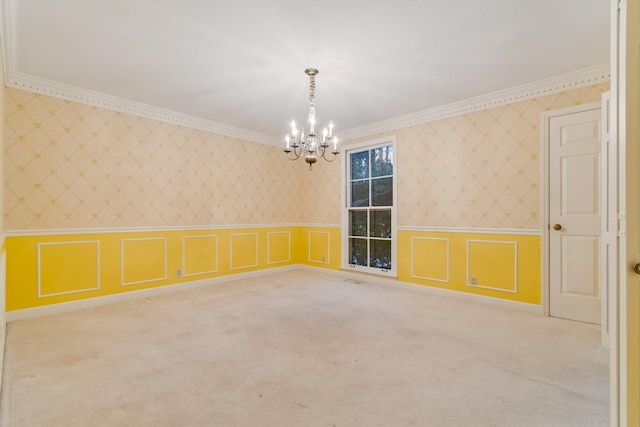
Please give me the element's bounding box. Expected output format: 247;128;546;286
0;269;609;426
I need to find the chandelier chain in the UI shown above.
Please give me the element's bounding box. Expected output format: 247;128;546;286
308;73;316;126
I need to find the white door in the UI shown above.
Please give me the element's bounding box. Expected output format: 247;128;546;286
549;107;602;324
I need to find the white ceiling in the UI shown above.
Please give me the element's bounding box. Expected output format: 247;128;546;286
3;0;609;144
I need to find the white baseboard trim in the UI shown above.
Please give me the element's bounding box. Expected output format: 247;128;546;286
5;263;542;322
298;265;543;315
5;265;298;322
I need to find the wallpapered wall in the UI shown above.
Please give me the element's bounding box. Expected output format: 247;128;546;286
4;88;306;230
326;83;610;229
5;84;608;231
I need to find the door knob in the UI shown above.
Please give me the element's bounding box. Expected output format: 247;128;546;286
633;263;640;275
552;224;562;231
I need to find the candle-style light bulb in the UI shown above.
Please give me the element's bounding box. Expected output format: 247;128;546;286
333;137;338;152
328;121;334;137
285;135;290;150
290;120;296;133
309;116;315;134
322;127;328;143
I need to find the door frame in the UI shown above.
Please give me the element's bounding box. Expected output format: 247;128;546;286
541;101;603;321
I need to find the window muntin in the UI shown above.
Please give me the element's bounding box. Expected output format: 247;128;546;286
346;143;394;272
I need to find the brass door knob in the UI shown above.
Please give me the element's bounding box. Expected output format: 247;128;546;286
633;263;640;275
552;224;562;231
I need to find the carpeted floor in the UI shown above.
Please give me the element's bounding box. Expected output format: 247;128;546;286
0;269;609;426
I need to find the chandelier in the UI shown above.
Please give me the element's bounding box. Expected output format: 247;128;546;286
284;68;338;170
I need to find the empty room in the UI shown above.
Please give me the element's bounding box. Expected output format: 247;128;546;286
0;0;638;426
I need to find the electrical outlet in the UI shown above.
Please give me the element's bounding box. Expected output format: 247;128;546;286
175;268;183;278
322;256;326;263
470;276;478;285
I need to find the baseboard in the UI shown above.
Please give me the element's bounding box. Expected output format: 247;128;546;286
5;265;298;322
298;265;543;315
5;263;542;322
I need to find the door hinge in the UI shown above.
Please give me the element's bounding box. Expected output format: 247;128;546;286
618;212;627;237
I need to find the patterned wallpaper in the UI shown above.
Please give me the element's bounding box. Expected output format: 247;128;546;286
336;83;610;229
4;88;304;229
4;83;608;231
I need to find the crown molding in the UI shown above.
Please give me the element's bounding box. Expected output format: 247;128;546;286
5;72;280;146
338;63;611;141
2;64;610;148
0;0;277;146
1;0;610;147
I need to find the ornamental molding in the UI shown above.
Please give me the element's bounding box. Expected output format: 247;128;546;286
1;0;610;146
338;63;611;142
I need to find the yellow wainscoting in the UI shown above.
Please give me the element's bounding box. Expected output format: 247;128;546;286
38;241;100;297
299;227;341;270
121;238;167;286
230;233;259;270
5;226;303;311
399;230;541;304
267;231;290;264
183;235;218;276
410;237;449;282
467;240;517;293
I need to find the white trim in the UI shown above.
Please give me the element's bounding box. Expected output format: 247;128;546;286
37;241;101;297
610;0;625;424
342;136;398;277
466;240;518;294
229;233;259;270
308;231;330;264
182;234;219;277
600;91;614;349
120;238;168;286
301;265;542;314
0;0;609;148
5;223;310;237
4;69;277;146
6;265;299;322
6;265;542;323
339;64;611;141
410;237;450;283
2;0;611;149
2;40;609;148
398;226;541;236
267;231;291;264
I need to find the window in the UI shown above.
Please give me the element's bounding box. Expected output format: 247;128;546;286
343;138;396;276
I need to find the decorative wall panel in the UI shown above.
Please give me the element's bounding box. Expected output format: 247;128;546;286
230;233;258;270
267;231;290;264
38;241;100;296
467;240;518;293
410;237;450;282
183;235;218;276
121;238;167;286
308;231;330;264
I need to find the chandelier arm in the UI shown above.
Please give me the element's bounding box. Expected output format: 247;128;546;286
321;151;339;162
285;146;303;161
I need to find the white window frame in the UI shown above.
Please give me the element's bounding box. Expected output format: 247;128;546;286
341;136;398;277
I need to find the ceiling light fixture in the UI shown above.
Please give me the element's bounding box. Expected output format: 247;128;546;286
284;68;338;170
